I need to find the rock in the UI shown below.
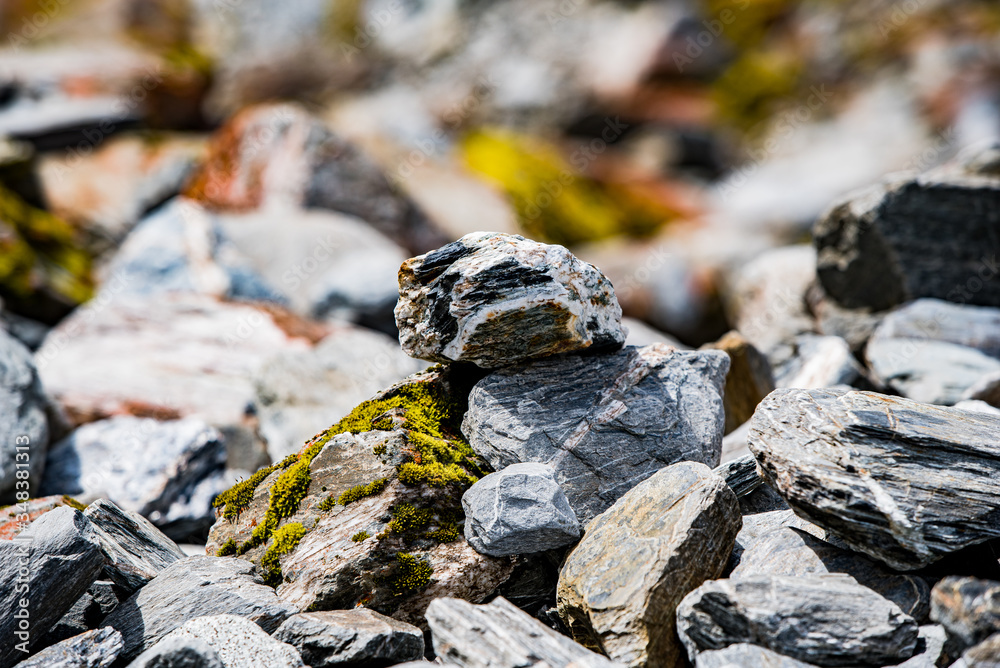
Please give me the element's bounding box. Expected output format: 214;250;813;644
930;577;1000;653
253;326;423;461
676;574;919;666
954;400;1000;416
462;463;580;557
40;417;228;540
954;633;1000;667
712;454;764;500
0;309;49;352
896;625;949;668
103;556;295;661
869;299;1000;358
807;288;885;354
81;499;186;595
749;388;1000;570
866;338;1000;405
730;526;930;620
12;627;123;668
272;609;424;668
183;104;443;254
814;155;1000;311
126;636;224;668
154;615;303;668
396;232;625;368
557;462;741;668
0;496;84;540
0;328;49;503
40;581;119;648
622;317;687;349
963;372;1000;408
425;597;618;668
463;343;729;522
719;419;751;463
694;644;816;667
702;331;775;434
0;507;105;667
773;334;864;389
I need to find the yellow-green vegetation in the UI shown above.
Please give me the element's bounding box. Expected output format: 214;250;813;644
387;503;434;534
389;552;433;593
425;522;460;543
397;432;481;488
212;454;297;521
351;531;371;542
462;129;668;246
260;522;306;588
216;538;238;557
335;478;389;508
61;496;87;512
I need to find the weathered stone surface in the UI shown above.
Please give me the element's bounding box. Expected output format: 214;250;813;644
126;636;224;668
713;454;764;499
396;232;625;368
954;632;1000;667
749;388;1000;570
694;643;815;667
896;625;948;668
963;371;1000;408
82;499;185;595
866;338;1000;405
814;158;1000;311
703;331;775;434
557;462;741;668
0;508;105;667
155;615;303;668
955;399;1000;416
0;495;81;539
773;334;864;389
462;463;580;558
676;574;919;666
273;609;424;668
40;417;228;539
464;344;729;522
931;577;1000;653
40;581;120;648
870;299;1000;358
720;420;751;464
426;597;618;668
103;556;295;661
12;627;123;668
0;327;49;503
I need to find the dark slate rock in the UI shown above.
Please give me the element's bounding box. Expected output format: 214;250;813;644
463;344;729;523
694;643;815;667
12;627;122;668
462;463;580;557
395;232;625;368
125;636;223;668
273;609;424;668
38;581;119;647
870;299;1000;358
0;507;105;668
896;625;949;668
930;577;1000;654
103;556;295;662
152;615;303;668
748;388;1000;570
0;328;49;503
954;632;1000;667
676;574;919;666
865;338;1000;405
713;454;763;499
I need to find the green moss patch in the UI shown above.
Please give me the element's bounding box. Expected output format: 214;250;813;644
388;552;433;594
351;530;370;542
260;522;306;588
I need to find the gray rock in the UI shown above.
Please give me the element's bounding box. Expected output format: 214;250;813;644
272;609;424;668
720;420;751;464
395;232;625;368
866;338;1000;405
0;507;105;667
773;334;864;390
126;636;223;668
695;644;816;667
954;400;1000;416
930;577;1000;654
462;463;580;557
557;462;741;668
713;454;764;499
702;331;775;434
749;388;1000;570
954;632;1000;667
40;417;228;540
676;574;919;666
0;327;49;503
154;615;303;668
964;371;1000;407
103;556;295;661
896;625;948;668
870;299;1000;358
814;157;1000;311
82;499;186;595
12;627;123;668
463;344;729;523
425;597;618;668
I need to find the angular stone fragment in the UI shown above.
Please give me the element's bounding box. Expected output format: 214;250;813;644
462;463;580;557
964;371;1000;408
155;615;303;668
126;635;224;668
694;643;815;667
0;495;82;539
0;327;49;503
702;331;774;434
713;454;764;499
426;597;618;668
103;556;295;661
773;334;864;389
930;577;1000;653
40;580;120;647
557;462;741;668
12;627;123;668
749;388;1000;570
896;625;948;668
954;632;1000;667
0;508;105;667
866;338;1000;405
395;232;625;368
464;344;729;522
870;299;1000;358
273;609;424;668
676;574;919;666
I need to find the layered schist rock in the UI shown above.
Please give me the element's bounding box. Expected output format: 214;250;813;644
0;327;49;503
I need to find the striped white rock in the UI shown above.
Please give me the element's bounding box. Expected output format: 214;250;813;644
395;232;625;368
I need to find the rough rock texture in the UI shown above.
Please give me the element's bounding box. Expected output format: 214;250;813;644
103;556;295;661
0;508;105;667
896;625;949;668
866;338;1000;405
694;643;815;667
126;636;224;668
814;162;1000;311
464;344;729;523
773;334;864;389
870;299;1000;358
0;327;49;502
395;232;625;368
713;454;764;500
41;580;120;647
748;388;1000;570
702;331;775;434
154;615;303;668
931;577;1000;653
81;499;186;595
676;574;919;666
273;609;424;668
40;417;228;539
963;371;1000;408
954;633;1000;667
462;463;580;557
557;462;741;668
425;597;618;668
12;627;123;668
0;495;82;539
